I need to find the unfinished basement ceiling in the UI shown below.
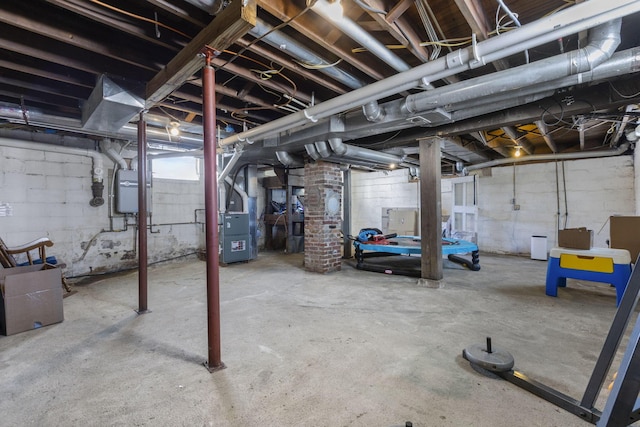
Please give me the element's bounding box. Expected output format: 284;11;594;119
0;0;640;173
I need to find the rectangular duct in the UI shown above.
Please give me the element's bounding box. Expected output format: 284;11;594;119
82;75;144;133
406;108;451;126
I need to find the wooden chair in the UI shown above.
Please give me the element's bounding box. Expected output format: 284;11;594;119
0;236;71;293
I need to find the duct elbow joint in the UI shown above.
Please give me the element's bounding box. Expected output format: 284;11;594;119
328;138;346;156
363;101;385;122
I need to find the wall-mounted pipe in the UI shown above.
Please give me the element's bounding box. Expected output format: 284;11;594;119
101;139;129;170
463;142;631;174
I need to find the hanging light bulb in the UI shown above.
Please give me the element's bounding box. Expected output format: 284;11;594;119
514;146;521;157
168;121;180;137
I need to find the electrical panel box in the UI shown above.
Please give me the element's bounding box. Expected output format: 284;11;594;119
221;213;251;264
116;169;152;213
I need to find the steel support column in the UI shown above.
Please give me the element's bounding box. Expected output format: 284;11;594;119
203;51;225;372
137;112;149;314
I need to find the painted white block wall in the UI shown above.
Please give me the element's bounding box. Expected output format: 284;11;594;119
351;155;635;256
350;168;453;234
0;144;204;277
351;169;420;232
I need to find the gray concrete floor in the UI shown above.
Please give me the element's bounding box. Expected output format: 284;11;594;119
0;252;631;426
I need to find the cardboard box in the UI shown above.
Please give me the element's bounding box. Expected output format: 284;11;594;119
558;227;593;250
610;216;640;263
0;264;63;336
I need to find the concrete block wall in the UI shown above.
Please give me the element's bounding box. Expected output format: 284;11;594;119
0;144;204;277
351;169;420;233
477;156;635;254
350;155;635;256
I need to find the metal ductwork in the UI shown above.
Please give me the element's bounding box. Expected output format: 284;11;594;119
275;150;305;167
314;140;332;158
221;1;637;148
249;20;364;91
218;149;244;184
403;20;622;115
100;139;128;170
363;101;386;123
244;20;635;162
0;101;205;148
82;75;144;133
312;0;411;73
305;143;321;160
327;137;419;167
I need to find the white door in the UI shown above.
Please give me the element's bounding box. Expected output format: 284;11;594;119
450;175;478;242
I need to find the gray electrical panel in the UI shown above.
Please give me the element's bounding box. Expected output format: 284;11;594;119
221;213;251;264
116;169;152;213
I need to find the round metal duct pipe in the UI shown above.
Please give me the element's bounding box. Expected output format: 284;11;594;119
462;143;631;174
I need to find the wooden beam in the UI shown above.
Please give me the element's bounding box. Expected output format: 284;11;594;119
359;0;431;63
454;0;509;71
145;0;256;107
0;7;155;71
454;0;491;39
45;0;183;52
257;0;385;81
419;137;443;282
0;59;93;88
386;0;413;24
234;38;348;95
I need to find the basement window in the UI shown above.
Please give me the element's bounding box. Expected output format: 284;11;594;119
152;157;200;181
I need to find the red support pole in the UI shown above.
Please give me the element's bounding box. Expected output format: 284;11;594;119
137;112;149;314
203;51;224;372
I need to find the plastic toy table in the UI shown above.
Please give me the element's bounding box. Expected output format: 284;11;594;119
545;247;632;306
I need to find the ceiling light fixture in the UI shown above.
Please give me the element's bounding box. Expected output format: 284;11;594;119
514;146;521;157
168;121;180;137
313;0;343;22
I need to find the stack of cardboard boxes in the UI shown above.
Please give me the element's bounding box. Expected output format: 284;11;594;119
0;265;63;336
558;227;593;250
557;216;640;262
